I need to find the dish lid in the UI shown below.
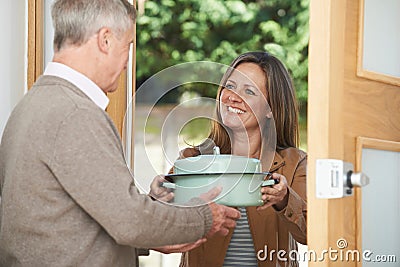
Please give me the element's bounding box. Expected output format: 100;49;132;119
173;154;261;174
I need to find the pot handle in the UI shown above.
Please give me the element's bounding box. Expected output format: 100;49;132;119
161;182;176;189
162;176;278;189
261;178;279;187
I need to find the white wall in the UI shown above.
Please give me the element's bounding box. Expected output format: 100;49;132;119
0;1;27;138
44;0;55;66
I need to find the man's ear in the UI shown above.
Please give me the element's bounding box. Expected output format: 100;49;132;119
98;27;111;53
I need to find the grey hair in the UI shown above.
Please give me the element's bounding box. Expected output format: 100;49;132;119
51;0;136;52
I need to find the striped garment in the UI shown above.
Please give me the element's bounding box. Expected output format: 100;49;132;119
223;207;258;266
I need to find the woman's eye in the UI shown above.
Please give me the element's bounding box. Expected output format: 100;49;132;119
225;84;235;90
245;88;256;95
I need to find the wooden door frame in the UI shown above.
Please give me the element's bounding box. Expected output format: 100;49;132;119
27;0;44;89
308;0;349;265
27;0;136;137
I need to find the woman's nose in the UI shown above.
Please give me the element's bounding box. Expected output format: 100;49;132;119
226;91;243;103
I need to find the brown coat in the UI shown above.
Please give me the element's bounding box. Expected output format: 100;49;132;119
179;147;307;267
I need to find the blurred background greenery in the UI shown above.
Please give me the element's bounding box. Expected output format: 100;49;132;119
136;0;309;150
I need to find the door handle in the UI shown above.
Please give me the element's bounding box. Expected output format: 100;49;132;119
316;159;370;199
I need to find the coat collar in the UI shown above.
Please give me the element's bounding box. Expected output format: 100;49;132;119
269;152;285;172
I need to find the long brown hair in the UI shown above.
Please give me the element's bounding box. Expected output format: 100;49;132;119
199;51;299;154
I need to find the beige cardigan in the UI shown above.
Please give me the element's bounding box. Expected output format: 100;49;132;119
0;76;213;267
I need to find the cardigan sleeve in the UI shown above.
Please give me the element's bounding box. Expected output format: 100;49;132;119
275;154;307;244
49;107;213;248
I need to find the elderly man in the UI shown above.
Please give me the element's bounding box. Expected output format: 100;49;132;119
0;0;240;266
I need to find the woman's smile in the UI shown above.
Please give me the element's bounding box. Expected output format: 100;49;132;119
227;106;245;114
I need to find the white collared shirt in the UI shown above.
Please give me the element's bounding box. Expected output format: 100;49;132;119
43;62;109;110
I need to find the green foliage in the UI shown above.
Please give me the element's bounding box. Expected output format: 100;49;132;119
180;117;211;145
136;0;309;105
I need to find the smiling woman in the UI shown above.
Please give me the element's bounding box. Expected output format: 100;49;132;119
151;51;307;267
189;51;307;267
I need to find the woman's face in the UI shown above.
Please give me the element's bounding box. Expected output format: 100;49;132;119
219;62;269;133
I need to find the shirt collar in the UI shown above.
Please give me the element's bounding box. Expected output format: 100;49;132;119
43;62;109;110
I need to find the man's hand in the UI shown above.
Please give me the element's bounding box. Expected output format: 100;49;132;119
149;175;174;202
199;187;241;238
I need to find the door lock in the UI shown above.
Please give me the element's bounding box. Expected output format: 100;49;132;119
316;159;369;199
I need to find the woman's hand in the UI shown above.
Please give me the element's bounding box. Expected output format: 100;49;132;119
257;173;289;211
149;175;174;203
152;238;207;254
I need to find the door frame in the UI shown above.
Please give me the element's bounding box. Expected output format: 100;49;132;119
27;0;44;89
308;0;349;264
